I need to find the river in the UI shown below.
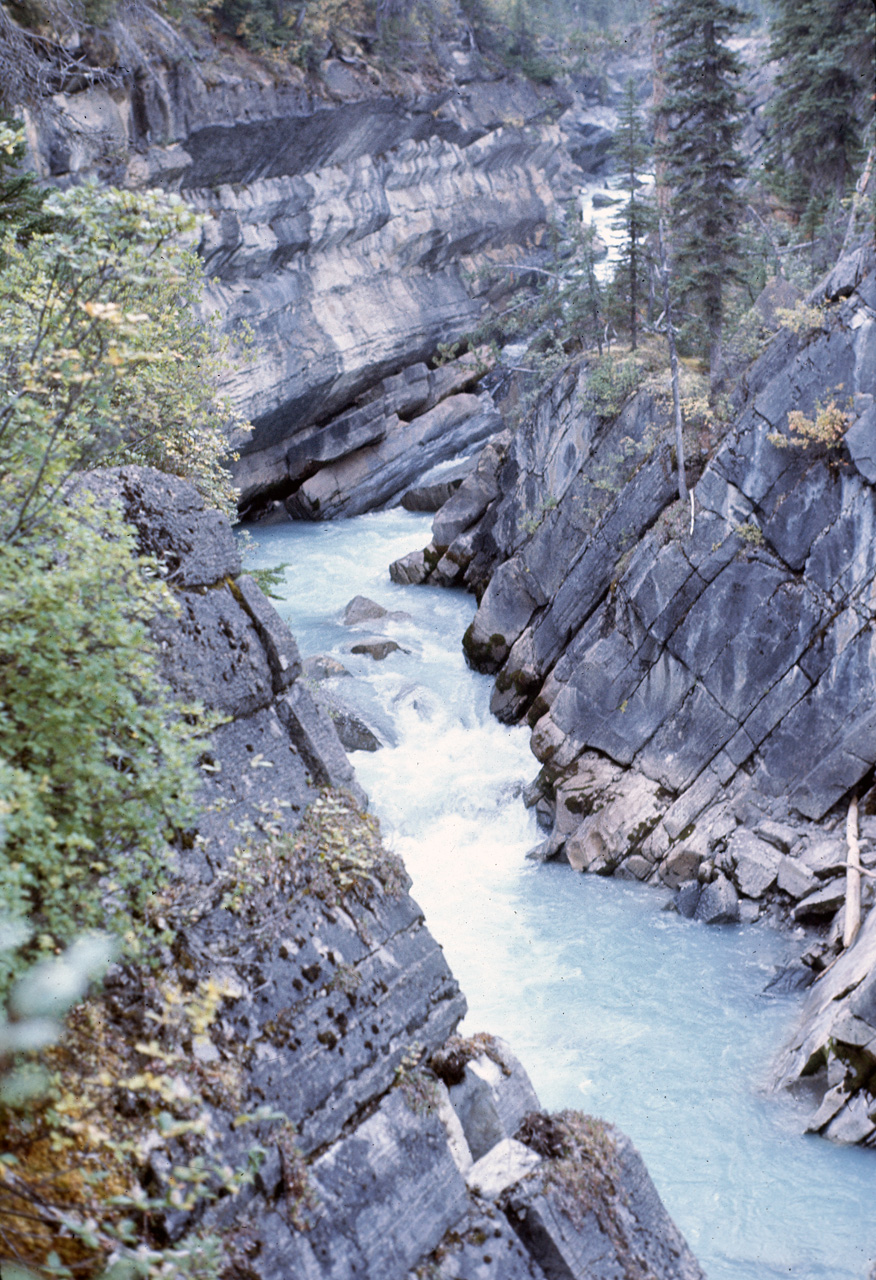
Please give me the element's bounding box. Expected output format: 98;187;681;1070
244;506;875;1280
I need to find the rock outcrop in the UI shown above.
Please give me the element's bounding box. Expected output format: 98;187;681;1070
26;8;589;514
774;901;876;1146
70;464;702;1276
392;247;876;1122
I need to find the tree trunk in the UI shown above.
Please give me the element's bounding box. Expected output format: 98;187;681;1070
630;208;638;351
842;144;876;256
650;0;670;220
844;792;862;949
658;218;687;505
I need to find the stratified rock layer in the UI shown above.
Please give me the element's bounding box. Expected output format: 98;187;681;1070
392;246;876;1143
27;14;583;509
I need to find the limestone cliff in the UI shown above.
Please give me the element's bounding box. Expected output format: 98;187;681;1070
24;7;596;513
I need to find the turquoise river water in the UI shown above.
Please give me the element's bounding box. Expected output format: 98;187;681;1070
245;507;875;1280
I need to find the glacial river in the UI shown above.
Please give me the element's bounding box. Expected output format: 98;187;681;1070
245;507;876;1280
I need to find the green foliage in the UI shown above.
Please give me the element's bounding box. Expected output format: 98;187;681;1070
0;120;50;248
765;0;875;215
583;355;643;419
656;0;747;383
0;968;267;1278
0;501;203;990
0;124;241;994
0;925;114;1072
248;562;292;599
734;521;763;545
0;146;240;534
609;79;653;350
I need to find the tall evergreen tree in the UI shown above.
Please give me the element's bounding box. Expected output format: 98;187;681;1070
612;78;652;350
656;0;747;399
766;0;875;216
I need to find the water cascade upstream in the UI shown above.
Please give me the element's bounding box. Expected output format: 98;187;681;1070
246;509;875;1280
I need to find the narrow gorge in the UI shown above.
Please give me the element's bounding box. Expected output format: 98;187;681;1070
4;2;876;1277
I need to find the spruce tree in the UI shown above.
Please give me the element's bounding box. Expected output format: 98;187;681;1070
766;0;875;216
612;78;652;351
0;117;49;247
656;0;747;399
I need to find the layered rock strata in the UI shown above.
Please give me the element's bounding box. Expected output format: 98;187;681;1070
774;903;876;1146
392;248;876;1140
75;464;701;1277
26;12;586;514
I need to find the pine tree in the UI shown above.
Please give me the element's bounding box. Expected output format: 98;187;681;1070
0;117;50;247
656;0;747;399
612;78;652;351
766;0;875;217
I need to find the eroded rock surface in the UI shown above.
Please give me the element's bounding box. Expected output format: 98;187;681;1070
28;9;616;515
392;250;876;1145
77;465;703;1276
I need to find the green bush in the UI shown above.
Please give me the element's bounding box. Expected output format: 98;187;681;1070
0;127;240;532
0;124;239;993
0;501;202;991
583;355;643;419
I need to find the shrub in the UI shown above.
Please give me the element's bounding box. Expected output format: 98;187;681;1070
0;141;242;533
0;125;241;990
767;398;849;451
0;499;204;991
583;356;643;419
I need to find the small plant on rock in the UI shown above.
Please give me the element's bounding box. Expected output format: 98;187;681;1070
775;300;827;334
430;1031;511;1087
768;399;850;452
734;521;764;546
220;789;406;931
583;356;644;420
394;1043;441;1115
276;1122;320;1231
516;1109;635;1264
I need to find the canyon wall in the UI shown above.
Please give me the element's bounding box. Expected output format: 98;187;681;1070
78;464;703;1280
26;10;599;514
394;245;876;1142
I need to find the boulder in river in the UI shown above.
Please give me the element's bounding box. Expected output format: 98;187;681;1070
343;594;390;625
352;638;407;660
694;874;740;925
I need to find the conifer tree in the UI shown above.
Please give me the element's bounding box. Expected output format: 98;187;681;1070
612;78;652;351
0;117;49;246
766;0;875;216
656;0;747;399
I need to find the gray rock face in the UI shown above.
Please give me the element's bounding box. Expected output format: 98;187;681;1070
36;24;595;514
402;457;474;512
775;900;876;1147
78;464;241;586
448;1040;541;1161
694;874;740;925
410;1203;548;1279
286;390;504;520
502;1129;704;1280
400;250;876;956
90;464;702;1272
